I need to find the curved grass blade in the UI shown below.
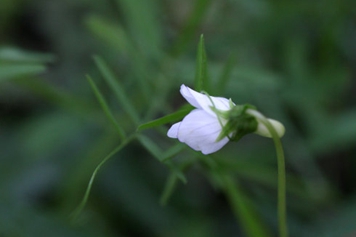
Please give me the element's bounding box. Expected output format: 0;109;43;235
70;135;136;222
87;75;126;140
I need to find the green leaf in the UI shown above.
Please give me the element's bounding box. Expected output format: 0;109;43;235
160;173;179;206
194;34;208;92
160;158;195;205
87;75;126;140
114;0;162;59
200;156;272;237
137;134;163;160
165;160;187;184
0;47;55;63
86;16;151;100
85;15;130;54
222;175;273;237
137;105;193;131
93;55;140;125
0;64;46;81
161;143;186;162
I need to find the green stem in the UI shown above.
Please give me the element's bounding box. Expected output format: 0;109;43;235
247;110;288;237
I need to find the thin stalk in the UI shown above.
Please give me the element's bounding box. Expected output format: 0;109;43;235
70;134;137;222
247;110;288;237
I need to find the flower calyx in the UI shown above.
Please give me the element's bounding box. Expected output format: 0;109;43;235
212;104;259;142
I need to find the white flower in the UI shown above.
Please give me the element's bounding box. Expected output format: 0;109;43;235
167;84;285;154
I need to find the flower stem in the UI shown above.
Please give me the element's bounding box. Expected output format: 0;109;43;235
247;110;288;237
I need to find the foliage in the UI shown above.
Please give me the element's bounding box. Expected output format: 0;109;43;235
1;0;356;236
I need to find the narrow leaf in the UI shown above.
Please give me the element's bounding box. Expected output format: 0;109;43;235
160;173;179;206
85;15;129;53
137;105;193;131
222;175;273;237
0;64;46;81
161;143;186;162
93;56;140;125
87;75;126;140
194;34;208;92
165;160;187;184
137;134;163;160
0;47;55;63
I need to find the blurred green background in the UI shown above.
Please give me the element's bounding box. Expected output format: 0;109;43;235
1;0;356;236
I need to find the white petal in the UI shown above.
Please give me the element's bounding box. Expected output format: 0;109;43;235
176;109;229;154
167;122;181;138
255;118;285;138
180;84;231;116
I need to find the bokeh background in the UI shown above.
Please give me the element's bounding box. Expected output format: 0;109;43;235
1;0;356;236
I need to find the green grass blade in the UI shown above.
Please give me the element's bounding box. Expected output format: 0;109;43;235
0;64;46;81
0;47;55;63
70;135;136;222
137;105;193;131
85;15;130;53
160;158;195;205
171;0;212;56
200;155;272;237
161;143;186;162
87;75;126;140
194;34;208;92
160;173;179;206
222;175;273;237
137;134;163;160
93;55;140;125
114;0;162;59
165;160;187;184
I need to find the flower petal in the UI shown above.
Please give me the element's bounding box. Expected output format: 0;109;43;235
167;122;181;138
180;85;231;116
176;109;229;154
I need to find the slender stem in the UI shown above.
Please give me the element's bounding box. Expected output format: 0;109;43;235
247;110;288;237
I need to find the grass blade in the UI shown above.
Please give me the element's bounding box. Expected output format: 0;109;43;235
137;134;163;160
70;135;136;222
0;64;46;81
85;15;130;54
87;75;126;140
160;173;179;206
93;55;140;125
137;105;193;131
222;175;273;237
